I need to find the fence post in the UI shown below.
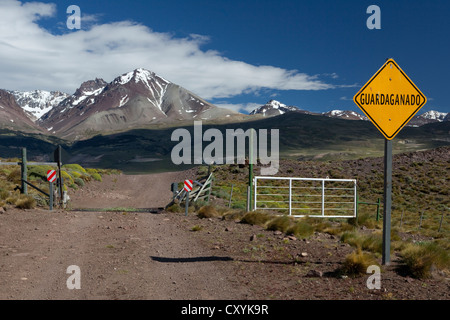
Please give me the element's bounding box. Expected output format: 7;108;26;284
171;182;178;200
228;184;234;208
321;179;325;217
419;210;424;229
253;177;257;211
376;198;381;221
21;148;27;195
49;181;53;210
207;177;213;203
400;209;404;228
289;179;292;216
246;186;251;212
438;212;445;233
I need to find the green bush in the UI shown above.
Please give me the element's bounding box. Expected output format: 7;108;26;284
61;170;74;186
71;171;82;179
62;164;87;174
74;178;85;187
28;165;53;182
91;173;102;182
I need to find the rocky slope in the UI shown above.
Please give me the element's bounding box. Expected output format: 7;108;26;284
38;68;237;139
0;89;43;133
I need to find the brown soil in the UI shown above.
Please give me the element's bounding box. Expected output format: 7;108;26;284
0;170;448;301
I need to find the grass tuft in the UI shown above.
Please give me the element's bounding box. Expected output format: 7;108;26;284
197;205;220;219
240;211;273;227
400;242;449;279
340;248;379;277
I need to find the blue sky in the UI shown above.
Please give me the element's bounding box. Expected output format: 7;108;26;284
1;0;449;114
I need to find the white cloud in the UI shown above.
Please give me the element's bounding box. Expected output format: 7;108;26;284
0;0;334;99
215;102;262;114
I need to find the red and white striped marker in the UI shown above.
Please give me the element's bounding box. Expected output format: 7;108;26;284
47;169;57;183
184;179;193;192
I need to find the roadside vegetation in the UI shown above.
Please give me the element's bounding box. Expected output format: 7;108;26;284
167;146;450;279
0;158;120;210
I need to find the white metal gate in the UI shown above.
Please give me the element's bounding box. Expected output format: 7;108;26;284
254;176;357;218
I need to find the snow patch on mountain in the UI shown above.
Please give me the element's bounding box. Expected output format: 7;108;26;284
323;110;367;120
9;90;69;121
418;110;447;121
249;100;298;116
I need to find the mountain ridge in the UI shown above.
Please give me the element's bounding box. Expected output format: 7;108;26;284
2;69;448;141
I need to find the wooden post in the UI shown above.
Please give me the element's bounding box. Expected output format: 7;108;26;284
207;177;212;203
228;184;234;208
21;148;27;195
57;145;63;205
376;198;381;221
419;210;425;229
400;209;404;228
438;212;445;233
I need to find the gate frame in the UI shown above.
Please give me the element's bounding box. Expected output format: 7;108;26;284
253;176;357;218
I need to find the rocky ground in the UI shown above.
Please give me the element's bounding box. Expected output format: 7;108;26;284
0;169;448;303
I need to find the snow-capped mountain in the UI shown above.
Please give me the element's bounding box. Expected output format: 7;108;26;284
0;89;42;132
38;68;236;138
8;90;69;121
408;110;449;126
322;110;368;121
417;110;447;121
249;100;300;117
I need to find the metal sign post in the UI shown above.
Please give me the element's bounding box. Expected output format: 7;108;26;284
185;191;189;216
382;139;392;265
49;181;53;211
353;58;427;265
184;180;193;216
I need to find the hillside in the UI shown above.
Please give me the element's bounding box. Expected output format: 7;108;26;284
0;112;448;174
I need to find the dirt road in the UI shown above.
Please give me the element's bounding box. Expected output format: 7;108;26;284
0;171;448;301
1;171;249;299
69;171;194;209
0;207;252;300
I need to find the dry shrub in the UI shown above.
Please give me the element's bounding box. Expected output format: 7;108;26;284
401;242;449;279
222;209;246;221
7;168;21;184
241;211;273;227
15;195;36;209
340;248;379;277
287;220;314;238
197;205;219;219
267;215;292;233
166;203;182;213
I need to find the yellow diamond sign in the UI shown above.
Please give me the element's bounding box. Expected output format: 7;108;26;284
353;59;427;140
